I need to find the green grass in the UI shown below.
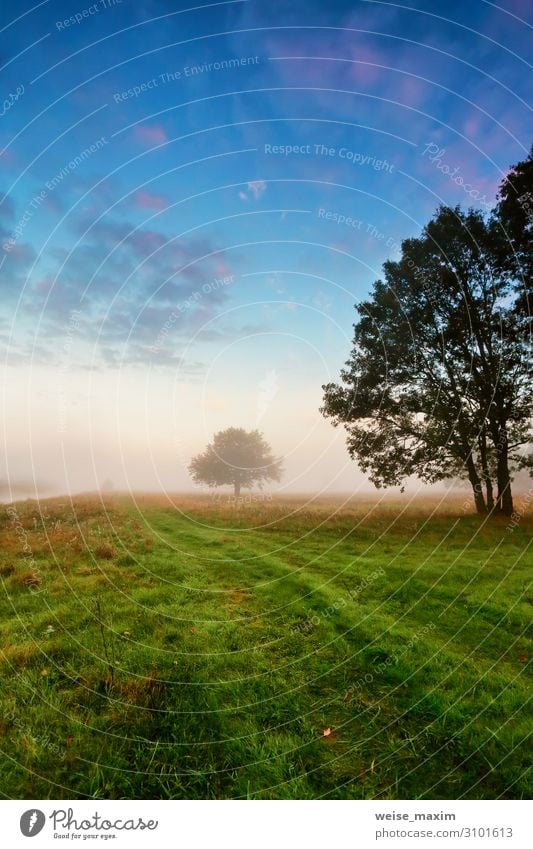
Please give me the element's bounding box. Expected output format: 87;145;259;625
0;493;531;799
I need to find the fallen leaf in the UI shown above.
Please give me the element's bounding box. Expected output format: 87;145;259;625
66;736;74;746
518;655;528;663
323;726;332;737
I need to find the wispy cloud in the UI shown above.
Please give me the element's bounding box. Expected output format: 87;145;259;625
247;180;267;200
133;190;169;210
239;180;267;201
18;213;242;368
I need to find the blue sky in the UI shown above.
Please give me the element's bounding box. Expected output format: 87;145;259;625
0;0;531;496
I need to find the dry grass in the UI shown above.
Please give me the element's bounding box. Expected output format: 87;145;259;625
93;542;117;560
8;570;42;589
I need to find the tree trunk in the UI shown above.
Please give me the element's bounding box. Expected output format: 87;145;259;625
485;475;495;513
479;430;495;513
234;479;241;499
466;455;487;515
495;425;514;516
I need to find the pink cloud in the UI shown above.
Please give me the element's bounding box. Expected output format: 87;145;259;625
397;76;427;109
34;276;54;293
134;125;168;146
214;260;233;277
463;116;482;140
347;46;386;87
134;190;169;210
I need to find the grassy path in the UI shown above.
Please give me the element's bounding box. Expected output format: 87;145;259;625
0;496;531;798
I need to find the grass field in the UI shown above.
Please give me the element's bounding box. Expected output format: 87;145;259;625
0;493;531;799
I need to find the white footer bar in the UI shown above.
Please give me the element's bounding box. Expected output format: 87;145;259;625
3;799;532;848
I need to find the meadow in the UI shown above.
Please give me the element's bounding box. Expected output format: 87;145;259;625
0;493;531;799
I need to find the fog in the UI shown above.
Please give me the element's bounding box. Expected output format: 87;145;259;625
1;363;380;501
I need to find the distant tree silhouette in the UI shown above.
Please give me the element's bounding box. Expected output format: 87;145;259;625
189;428;283;499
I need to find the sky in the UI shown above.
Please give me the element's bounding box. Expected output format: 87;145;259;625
0;0;531;498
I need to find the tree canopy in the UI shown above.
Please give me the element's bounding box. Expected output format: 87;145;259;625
189;428;283;499
493;145;533;320
321;153;532;515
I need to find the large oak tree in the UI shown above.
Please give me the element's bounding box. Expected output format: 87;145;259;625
321;166;532;515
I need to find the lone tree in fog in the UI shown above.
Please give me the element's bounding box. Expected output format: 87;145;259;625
321;153;532;516
189;428;283;499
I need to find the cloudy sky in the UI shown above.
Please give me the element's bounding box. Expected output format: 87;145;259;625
0;0;531;497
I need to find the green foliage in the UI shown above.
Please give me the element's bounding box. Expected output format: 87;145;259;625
493;145;533;316
322;195;532;515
